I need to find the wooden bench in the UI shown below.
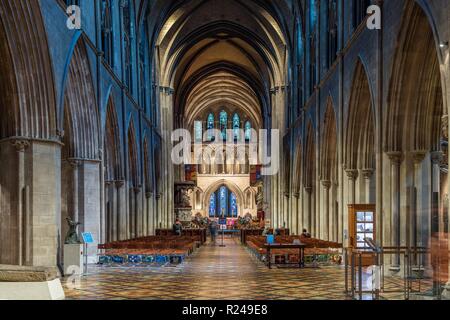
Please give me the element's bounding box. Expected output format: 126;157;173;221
155;229;207;244
97;235;201;265
246;236;343;267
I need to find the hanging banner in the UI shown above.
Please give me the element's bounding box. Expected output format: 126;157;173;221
250;165;262;186
185;165;198;182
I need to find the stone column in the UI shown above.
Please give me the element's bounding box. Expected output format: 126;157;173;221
430;151;444;295
110;182;117;242
134;187;142;238
304;187;312;233
362;169;374;204
68;160;81;223
283;192;289;229
146;192;153;235
4;139;62;267
128;187;134;239
332;181;339;242
346;169;359;205
156;193;162;230
104;181;113;242
293;193;300;235
321;180;331;240
115;180;125;240
387;151;403;270
12;140;30;266
412;151;427;264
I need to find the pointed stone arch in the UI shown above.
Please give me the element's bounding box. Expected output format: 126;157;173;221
385;1;444;153
59;37;102;265
104;97;122;181
62;38;100;161
320;97;339;241
321;97;338;182
202;179;245;216
0;0;57;140
345;59;375;171
127;119;139;188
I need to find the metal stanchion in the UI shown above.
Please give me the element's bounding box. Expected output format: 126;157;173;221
358;253;363;300
83;242;88;275
351;252;355;298
219;227;226;248
344;249;349;295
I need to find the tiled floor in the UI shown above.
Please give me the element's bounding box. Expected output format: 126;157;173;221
62;238;432;300
63;238;351;300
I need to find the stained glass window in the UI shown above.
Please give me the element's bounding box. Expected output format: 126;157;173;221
207;113;215;141
209;193;216;217
194;121;203;143
233;113;240;140
230;193;238;217
245;121;252;141
219;186;228;217
101;0;114;66
219;111;228;141
123;0;133;91
139;21;147;112
327;0;338;68
310;0;317;29
309;0;317;94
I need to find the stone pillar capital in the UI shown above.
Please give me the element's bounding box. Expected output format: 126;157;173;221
321;180;332;189
11;139;30;152
105;181;113;187
304;186;312;194
68;159;82;168
56;129;65;139
156;193;162;200
411;150;427;164
293;192;300;199
145;192;153;199
133;187;142;194
361;169;374;180
345;169;359;181
387;151;403;165
115;180;125;188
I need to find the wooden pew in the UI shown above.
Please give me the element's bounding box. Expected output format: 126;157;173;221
246;235;343;267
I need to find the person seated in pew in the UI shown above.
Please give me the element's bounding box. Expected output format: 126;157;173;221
173;218;183;236
301;229;311;239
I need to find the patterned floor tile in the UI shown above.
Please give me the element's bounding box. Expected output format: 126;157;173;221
63;238;428;300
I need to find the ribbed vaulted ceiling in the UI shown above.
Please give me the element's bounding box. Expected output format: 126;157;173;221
148;0;294;128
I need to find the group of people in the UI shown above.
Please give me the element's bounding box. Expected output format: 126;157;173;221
174;217;312;244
